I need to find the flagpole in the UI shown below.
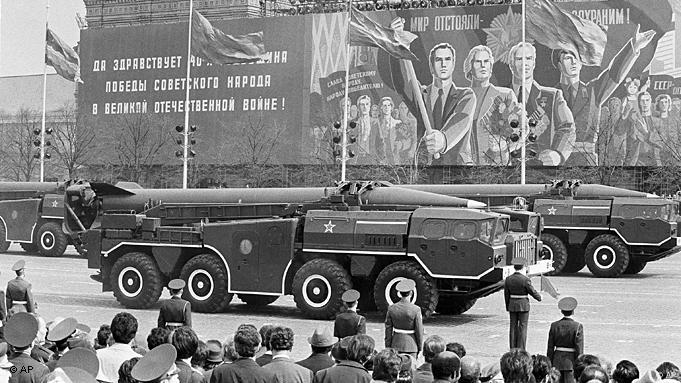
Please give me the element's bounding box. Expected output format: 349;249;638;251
520;0;526;185
183;0;194;189
341;2;353;182
40;0;50;182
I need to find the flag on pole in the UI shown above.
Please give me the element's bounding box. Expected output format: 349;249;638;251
526;0;607;66
540;275;560;299
349;7;419;61
191;10;266;65
45;28;82;83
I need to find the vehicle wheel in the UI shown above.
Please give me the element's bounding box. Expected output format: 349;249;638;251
238;294;278;306
436;295;477;315
20;242;39;253
36;222;68;257
0;224;9;253
292;259;352;319
585;234;629;278
374;260;438;318
562;246;586;273
180;254;233;313
541;233;568;275
110;252;163;309
624;260;646;275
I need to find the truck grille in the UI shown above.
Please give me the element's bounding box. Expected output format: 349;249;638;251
513;237;536;265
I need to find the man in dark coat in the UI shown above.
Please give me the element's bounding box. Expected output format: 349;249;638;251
6;260;35;317
504;257;542;350
210;324;275;383
547;297;584;383
334;289;366;339
313;334;374;383
297;327;337;374
158;279;192;329
172;327;203;383
5;312;49;383
384;279;423;357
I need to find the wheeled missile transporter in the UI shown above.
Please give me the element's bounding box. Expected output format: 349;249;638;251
64;181;551;318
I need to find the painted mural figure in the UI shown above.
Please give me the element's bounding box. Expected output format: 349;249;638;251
555;25;655;166
389;17;477;166
395;101;418;164
351;94;383;164
508;42;575;166
377;96;402;165
626;91;661;165
464;45;521;165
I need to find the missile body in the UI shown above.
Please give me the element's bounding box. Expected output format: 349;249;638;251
399;184;651;199
0;182;64;196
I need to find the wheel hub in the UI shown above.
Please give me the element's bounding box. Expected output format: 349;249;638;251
118;267;143;297
302;274;331;308
593;245;616;269
41;232;55;250
188;270;214;301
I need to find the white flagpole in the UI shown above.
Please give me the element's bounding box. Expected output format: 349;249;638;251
183;0;194;189
40;0;50;182
341;2;352;182
520;0;526;185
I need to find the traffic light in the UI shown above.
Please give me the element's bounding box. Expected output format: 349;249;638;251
32;126;52;161
175;124;198;160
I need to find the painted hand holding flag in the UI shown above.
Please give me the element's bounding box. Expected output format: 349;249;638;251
349;6;418;61
46;28;82;83
191;10;266;64
526;0;607;66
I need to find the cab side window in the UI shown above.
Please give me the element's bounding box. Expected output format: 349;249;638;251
453;221;477;240
422;219;446;239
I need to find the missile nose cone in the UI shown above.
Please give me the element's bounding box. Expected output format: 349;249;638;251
467;200;486;209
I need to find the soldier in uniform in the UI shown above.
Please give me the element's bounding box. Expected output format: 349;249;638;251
6;260;35;317
504;257;542;350
132;343;180;383
384;279;423;358
547;297;583;383
334;289;366;339
158;279;192;329
5;312;49;383
45;317;78;369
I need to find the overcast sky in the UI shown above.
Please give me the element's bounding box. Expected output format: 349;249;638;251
0;0;85;77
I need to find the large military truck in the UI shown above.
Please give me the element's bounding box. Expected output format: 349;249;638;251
403;181;681;278
0;182;75;257
64;181;551;318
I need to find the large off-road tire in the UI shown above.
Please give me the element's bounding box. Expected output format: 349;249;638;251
541;233;568;275
436;295;477;315
180;254;233;313
624;260;647;275
36;222;68;257
562;246;586;273
110;252;163;309
0;225;9;253
238;294;278;306
292;259;352;319
374;260;438;318
20;242;39;253
585;234;630;278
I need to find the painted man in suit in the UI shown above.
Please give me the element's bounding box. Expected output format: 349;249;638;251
158;279;192;329
547;297;583;383
627;91;663;166
555;25;655;166
504;257;542;350
464;45;521;165
351;95;383;164
389;17;476;166
377;97;402;165
384;279;423;357
334;289;366;339
6;260;35;317
509;42;575;166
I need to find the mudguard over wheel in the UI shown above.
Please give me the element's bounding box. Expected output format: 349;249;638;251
562;246;586;273
180;254;233;313
36;222;68;257
541;233;568;275
624;260;646;275
436;295;477;315
292;258;351;319
20;242;39;253
0;225;9;253
238;294;278;306
585;234;629;277
110;252;163;308
374;260;438;318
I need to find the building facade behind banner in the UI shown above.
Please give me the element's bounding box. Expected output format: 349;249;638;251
79;1;681;173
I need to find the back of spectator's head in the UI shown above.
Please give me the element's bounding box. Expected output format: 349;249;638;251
118;357;141;383
172;327;199;360
532;355;552;383
460;356;482;383
268;326;294;352
613;360;639;383
372;348;402;382
346;335;375;364
96;324;112;349
111;312;138;344
223;339;238;362
191;340;208;368
656;362;680;380
500;349;533;383
433;351;462;381
258;324;274;351
447;342;467;358
424;335;447;363
234;324;260;358
575;354;602;381
147;327;172;351
579;365;609;383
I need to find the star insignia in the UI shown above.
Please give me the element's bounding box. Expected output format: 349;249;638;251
547;206;557;215
51;200;59;208
483;7;526;65
323;220;336;233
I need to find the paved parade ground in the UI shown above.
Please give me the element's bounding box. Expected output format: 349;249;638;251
1;243;679;372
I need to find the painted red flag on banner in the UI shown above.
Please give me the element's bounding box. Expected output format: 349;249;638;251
46;28;82;83
191;10;266;65
526;0;607;66
349;7;419;61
